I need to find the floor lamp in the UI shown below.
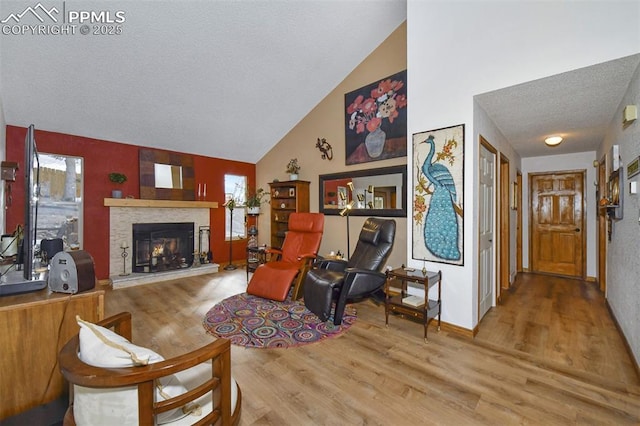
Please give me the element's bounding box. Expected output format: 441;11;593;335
223;200;237;270
339;200;356;259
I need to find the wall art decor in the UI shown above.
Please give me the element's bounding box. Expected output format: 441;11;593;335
344;70;407;165
412;124;464;266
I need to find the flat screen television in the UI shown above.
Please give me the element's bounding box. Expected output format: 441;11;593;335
0;124;47;296
22;124;40;280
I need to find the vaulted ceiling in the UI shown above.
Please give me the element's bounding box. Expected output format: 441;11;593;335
0;0;407;163
1;1;637;163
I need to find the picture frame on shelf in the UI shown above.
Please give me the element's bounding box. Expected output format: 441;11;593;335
337;186;347;208
627;156;639;179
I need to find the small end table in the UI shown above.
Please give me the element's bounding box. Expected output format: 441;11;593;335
384;268;442;342
246;246;267;281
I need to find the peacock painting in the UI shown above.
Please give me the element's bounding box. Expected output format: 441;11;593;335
413;125;464;265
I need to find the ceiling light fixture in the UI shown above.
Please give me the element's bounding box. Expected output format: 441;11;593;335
544;136;563;146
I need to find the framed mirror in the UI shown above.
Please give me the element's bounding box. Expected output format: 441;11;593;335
154;163;183;189
319;165;407;217
139;148;195;200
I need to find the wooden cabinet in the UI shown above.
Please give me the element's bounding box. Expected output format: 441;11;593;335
269;180;310;249
0;289;104;420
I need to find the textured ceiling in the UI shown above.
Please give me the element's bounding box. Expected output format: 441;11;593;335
1;2;637;163
0;0;407;163
476;54;640;158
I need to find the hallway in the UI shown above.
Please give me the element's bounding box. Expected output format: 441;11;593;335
475;272;639;386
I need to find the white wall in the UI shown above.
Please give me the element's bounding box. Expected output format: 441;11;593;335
598;61;640;364
521;152;598;278
407;0;640;330
474;102;522;288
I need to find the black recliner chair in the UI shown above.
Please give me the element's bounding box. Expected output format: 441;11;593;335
303;217;396;325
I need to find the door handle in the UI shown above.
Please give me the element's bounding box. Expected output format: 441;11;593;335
575;228;580;232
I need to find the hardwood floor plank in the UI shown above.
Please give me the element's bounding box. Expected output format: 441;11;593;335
101;270;640;425
476;273;639;385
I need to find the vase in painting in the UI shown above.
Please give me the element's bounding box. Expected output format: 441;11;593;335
365;126;386;158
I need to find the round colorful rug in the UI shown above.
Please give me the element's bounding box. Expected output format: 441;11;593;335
202;293;356;348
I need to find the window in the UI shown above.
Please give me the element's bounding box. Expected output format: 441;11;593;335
224;174;247;240
37;153;83;250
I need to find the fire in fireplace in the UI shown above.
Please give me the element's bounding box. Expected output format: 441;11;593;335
132;222;194;273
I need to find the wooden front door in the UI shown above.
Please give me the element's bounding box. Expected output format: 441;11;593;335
530;171;585;278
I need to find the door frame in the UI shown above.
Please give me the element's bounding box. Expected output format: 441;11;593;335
478;136;498;322
500;154;510;290
516;170;522;273
597;158;607;292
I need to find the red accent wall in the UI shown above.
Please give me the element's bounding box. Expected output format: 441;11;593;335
5;125;255;280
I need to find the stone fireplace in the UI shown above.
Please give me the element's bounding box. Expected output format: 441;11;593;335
106;199;219;288
132;222;194;273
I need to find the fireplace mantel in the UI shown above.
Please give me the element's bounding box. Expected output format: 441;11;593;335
104;198;218;209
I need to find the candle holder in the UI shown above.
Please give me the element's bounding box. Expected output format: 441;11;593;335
120;245;130;276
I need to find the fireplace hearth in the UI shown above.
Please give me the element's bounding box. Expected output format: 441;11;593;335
132;222;194;273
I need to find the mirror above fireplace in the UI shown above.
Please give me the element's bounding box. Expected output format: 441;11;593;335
154;163;183;189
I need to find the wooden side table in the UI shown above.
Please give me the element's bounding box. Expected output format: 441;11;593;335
384;268;442;341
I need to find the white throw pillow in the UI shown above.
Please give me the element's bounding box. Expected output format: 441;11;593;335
74;316;190;425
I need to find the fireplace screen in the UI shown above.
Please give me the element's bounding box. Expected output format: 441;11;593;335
132;222;194;273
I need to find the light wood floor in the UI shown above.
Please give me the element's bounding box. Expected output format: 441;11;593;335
104;270;640;425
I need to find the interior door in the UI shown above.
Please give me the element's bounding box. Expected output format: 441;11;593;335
530;171;585;278
478;141;495;319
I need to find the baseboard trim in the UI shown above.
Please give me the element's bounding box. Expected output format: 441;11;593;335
440;321;476;338
605;299;640;380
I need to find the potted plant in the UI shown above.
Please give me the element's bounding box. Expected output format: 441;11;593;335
246;187;268;215
286;158;300;180
108;172;127;198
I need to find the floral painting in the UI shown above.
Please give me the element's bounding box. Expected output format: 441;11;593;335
344;70;407;165
412;124;464;266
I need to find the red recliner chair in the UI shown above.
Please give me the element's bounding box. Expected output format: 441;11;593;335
246;212;324;301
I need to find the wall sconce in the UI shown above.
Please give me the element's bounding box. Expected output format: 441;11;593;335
623;105;637;124
315;138;333;160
